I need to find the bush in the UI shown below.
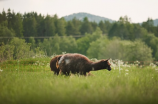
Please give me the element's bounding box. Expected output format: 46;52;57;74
10;38;32;59
77;27;102;55
0;37;45;61
39;35;77;56
87;37;153;61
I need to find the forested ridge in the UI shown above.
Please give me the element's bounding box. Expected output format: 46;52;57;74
0;9;158;61
63;12;114;23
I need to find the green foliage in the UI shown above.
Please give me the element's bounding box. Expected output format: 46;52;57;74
28;37;36;51
6;9;23;37
77;27;102;55
23;16;37;37
10;38;32;59
59;36;77;53
132;24;148;39
41;15;56;36
0;9;7;23
0;43;15;61
0;37;45;61
66;18;81;35
142;18;158;37
127;40;153;61
87;36;109;58
11;13;23;37
143;33;158;60
80;17;93;34
0;22;15;44
109;16;148;40
98;20;109;34
39;35;77;56
100;38;126;60
87;37;153;61
55;16;66;36
71;17;82;35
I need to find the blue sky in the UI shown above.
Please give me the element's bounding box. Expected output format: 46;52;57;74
0;0;158;23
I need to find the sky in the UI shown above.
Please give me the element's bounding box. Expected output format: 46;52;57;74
0;0;158;23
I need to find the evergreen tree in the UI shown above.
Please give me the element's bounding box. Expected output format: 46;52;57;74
36;14;45;38
91;21;98;33
0;9;7;23
23;13;37;39
5;9;23;37
12;13;23;37
66;18;81;36
42;15;56;36
104;20;112;34
142;18;158;37
142;18;154;33
6;8;12;30
80;17;93;35
109;16;142;40
54;15;66;36
99;20;107;34
66;21;75;35
71;17;81;35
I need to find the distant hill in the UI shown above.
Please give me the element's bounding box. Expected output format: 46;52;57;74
139;19;158;26
63;12;158;26
153;19;158;26
63;12;115;23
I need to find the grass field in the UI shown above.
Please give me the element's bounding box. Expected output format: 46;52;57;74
0;58;158;104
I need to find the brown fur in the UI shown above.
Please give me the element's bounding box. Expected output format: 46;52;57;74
58;53;111;76
50;55;62;75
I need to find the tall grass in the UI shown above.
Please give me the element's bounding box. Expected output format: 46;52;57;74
0;58;158;104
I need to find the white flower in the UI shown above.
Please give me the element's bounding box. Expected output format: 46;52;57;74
119;68;123;70
125;69;129;71
125;73;129;76
150;63;156;68
0;69;3;72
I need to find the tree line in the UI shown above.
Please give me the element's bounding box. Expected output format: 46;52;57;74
0;9;158;61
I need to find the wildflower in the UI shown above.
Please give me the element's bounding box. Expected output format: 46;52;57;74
119;68;123;71
62;52;66;54
46;63;50;67
90;58;98;62
0;69;3;72
125;69;129;71
150;63;156;68
125;73;128;76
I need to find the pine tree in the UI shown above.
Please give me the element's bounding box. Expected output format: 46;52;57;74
80;17;93;35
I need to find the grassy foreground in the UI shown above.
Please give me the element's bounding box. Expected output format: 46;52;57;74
0;59;158;104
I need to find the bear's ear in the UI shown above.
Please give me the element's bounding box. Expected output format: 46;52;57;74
105;58;111;65
107;58;110;61
105;58;110;61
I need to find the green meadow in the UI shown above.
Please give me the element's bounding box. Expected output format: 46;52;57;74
0;58;158;104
